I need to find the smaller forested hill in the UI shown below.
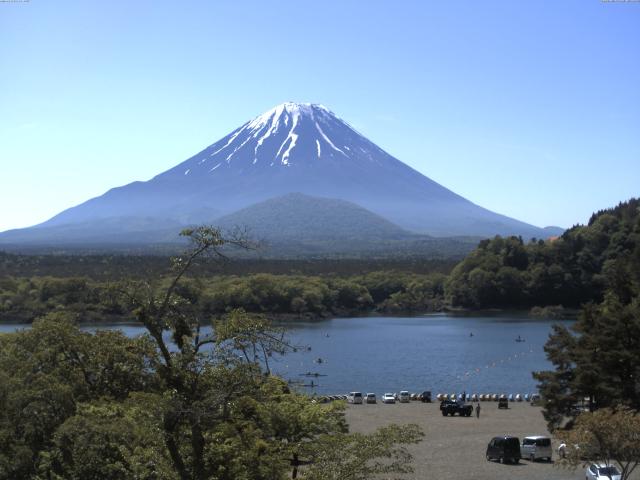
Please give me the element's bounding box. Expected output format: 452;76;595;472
445;198;640;309
216;193;411;241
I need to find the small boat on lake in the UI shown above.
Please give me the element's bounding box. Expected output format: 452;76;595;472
515;335;525;342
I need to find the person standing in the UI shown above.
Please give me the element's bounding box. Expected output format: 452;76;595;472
558;442;566;459
476;403;481;418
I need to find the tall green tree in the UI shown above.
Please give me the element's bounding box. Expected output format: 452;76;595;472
1;226;424;480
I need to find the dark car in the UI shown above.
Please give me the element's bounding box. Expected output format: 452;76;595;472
440;399;473;416
498;398;509;409
420;391;432;403
486;436;521;464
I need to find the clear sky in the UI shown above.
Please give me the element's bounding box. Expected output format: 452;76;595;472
1;0;638;232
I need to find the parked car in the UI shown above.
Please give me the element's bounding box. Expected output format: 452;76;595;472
399;391;410;403
382;393;396;404
520;436;552;461
347;392;363;404
365;393;377;404
530;393;541;405
486;436;521;464
498;398;509;409
440;399;473;417
420;391;432;403
586;463;621;480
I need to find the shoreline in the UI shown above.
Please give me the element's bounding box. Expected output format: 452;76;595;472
0;308;577;326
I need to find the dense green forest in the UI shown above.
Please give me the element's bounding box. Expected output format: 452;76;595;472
1;199;639;323
446;199;640;309
0;271;447;323
0;229;422;480
1;201;639;478
530;200;640;436
0;252;456;279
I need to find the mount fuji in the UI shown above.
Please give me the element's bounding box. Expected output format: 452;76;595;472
0;102;561;250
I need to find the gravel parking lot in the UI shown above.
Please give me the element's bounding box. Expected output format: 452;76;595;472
345;401;636;480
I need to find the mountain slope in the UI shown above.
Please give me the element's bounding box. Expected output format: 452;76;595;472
1;102;559;248
214;193;480;258
215;193;411;240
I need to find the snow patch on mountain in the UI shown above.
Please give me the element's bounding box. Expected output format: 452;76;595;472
191;102;372;169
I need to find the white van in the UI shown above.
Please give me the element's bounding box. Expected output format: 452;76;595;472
399;391;410;403
521;436;552;461
347;392;363;404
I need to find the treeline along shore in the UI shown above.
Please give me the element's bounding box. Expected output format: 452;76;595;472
0;198;638;324
0;269;449;323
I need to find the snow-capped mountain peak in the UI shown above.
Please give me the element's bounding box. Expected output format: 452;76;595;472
247;102;331;131
176;102;377;173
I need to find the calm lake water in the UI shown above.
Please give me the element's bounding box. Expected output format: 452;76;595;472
0;313;571;396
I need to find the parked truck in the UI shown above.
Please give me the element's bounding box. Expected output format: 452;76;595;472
439;399;474;417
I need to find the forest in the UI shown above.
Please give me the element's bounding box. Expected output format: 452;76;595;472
1;198;638;323
0;200;639;479
529;199;640;471
0;229;423;479
445;198;640;310
0;270;447;323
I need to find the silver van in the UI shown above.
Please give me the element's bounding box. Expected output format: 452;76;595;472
347;392;363;404
521;436;552;461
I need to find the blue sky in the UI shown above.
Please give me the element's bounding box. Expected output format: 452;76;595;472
1;0;638;232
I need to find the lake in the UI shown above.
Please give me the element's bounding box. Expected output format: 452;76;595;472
0;313;571;396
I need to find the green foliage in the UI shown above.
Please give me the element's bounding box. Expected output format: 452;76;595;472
0;227;424;480
446;198;640;309
558;407;640;480
533;201;640;432
532;324;578;431
301;424;424;480
0;270;453;324
534;295;640;432
0;313;159;479
42;396;175;480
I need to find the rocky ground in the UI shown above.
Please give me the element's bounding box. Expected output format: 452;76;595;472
345;400;635;480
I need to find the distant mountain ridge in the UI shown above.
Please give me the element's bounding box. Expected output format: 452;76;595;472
0;102;562;251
